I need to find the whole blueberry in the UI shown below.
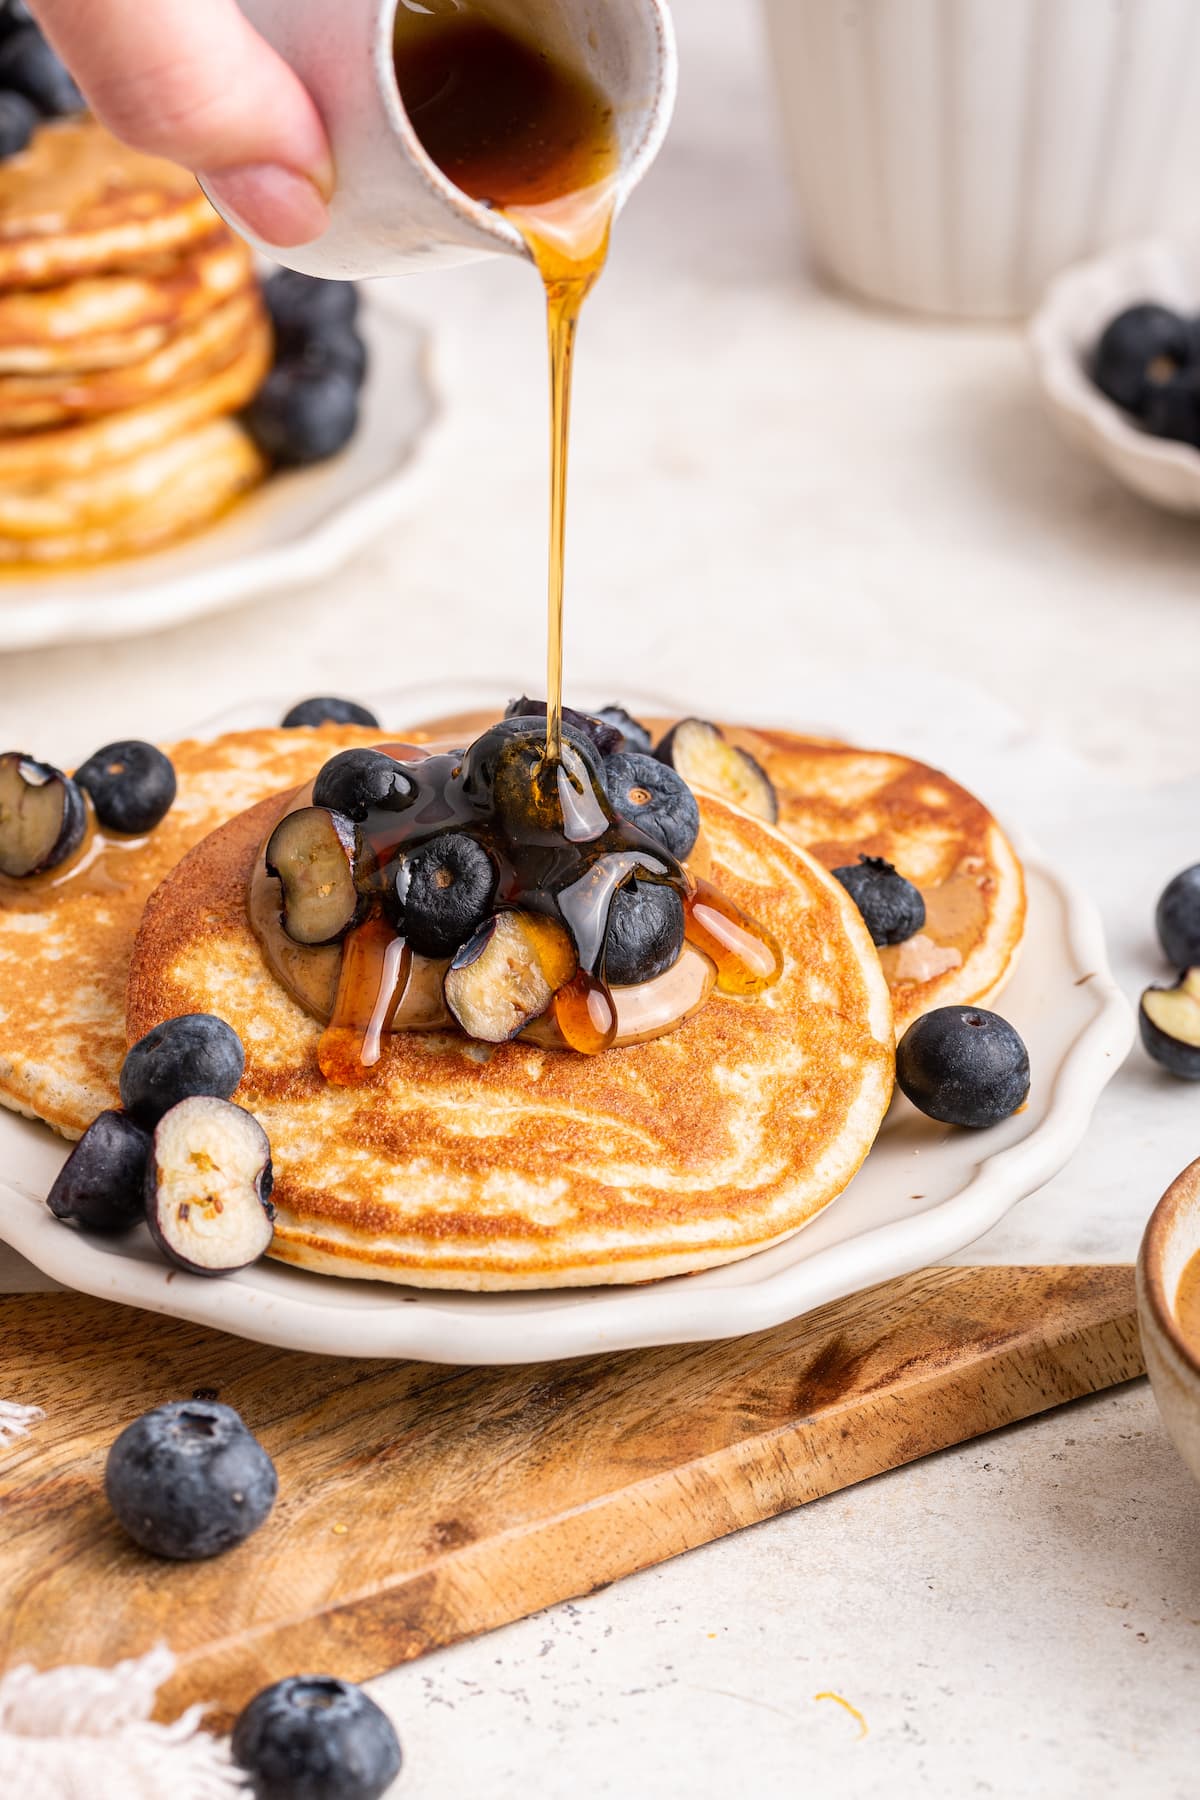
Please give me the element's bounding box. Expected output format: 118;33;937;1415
605;878;686;985
388;831;497;958
604;752;700;860
1139;365;1200;445
232;1676;401;1800
312;748;416;822
0;88;36;157
282;324;369;388
264;270;360;338
1156;864;1200;968
595;704;653;756
0;26;83;116
281;697;380;730
120;1014;246;1128
0;3;36;31
832;856;925;947
896;1006;1030;1128
75;739;177;835
1093;303;1195;415
105;1400;277;1560
46;1110;150;1233
245;365;360;466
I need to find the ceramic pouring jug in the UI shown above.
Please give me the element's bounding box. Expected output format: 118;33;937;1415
211;0;678;279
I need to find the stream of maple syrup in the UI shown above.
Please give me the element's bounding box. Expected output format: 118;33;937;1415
393;0;619;762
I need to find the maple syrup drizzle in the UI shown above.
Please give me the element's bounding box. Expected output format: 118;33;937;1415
684;881;784;997
393;2;619;763
319;912;412;1084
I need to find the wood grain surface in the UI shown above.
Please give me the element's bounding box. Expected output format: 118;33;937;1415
0;1265;1141;1724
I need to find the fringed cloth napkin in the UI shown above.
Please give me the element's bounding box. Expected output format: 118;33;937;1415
0;1646;244;1799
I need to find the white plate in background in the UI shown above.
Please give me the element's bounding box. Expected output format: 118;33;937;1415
0;683;1133;1363
0;305;438;653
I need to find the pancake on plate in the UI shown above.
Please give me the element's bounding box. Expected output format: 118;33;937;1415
403;710;1027;1035
0;118;217;290
0;726;386;1137
125;784;895;1290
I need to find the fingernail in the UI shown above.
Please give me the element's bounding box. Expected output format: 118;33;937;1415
202;164;331;248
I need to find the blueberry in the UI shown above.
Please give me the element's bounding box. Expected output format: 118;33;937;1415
595;704;653;755
832;855;925;947
105;1400;277;1560
46;1110;150;1234
0;3;35;30
312;748;416;822
0;26;83;116
232;1675;401;1800
264;270;360;338
120;1014;246;1128
0;87;36;157
266;806;365;946
388;831;496;958
1093;303;1195;416
604;752;699;860
146;1096;275;1275
461;716;609;835
896;1006;1030;1128
1140;968;1200;1080
503;696;624;757
605;878;685;985
0;751;86;877
245;364;360;466
656;719;778;824
74;739;177;835
1156;864;1200;968
281;697;380;729
282;323;369;387
1139;364;1200;445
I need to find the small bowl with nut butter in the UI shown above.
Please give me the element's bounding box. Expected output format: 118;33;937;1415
1138;1158;1200;1485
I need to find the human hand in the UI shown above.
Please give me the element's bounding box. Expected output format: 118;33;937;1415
29;0;332;246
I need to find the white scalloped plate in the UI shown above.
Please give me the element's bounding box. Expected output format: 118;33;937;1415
1029;236;1200;515
0;682;1133;1363
0;303;438;652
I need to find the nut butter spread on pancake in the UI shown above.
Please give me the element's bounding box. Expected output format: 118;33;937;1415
125;793;894;1290
0;728;389;1138
401;712;1027;1037
0;119;218;290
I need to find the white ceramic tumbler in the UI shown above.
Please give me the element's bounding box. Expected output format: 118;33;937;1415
213;0;677;280
762;0;1200;320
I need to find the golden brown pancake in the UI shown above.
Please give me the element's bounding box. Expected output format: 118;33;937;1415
0;119;217;290
0;416;267;564
0;231;254;373
125;791;895;1290
0;319;270;485
0;727;390;1138
406;710;1026;1034
0;290;263;429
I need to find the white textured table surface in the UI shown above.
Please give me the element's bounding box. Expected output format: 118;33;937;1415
3;0;1199;1794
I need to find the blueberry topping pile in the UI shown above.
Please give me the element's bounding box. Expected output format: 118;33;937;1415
832;855;925;948
246;273;368;468
896;1006;1030;1128
232;1675;402;1800
1092;302;1200;447
105;1399;277;1561
1140;864;1200;1078
282;697;381;730
75;739;177;835
0;735;177;879
0;7;84;161
46;1013;276;1277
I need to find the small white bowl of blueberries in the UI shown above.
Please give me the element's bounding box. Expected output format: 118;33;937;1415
1030;238;1200;515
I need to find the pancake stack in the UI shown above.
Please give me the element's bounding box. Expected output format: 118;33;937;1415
0;117;271;566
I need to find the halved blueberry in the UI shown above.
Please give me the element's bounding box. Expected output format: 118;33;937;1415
604;752;699;860
832;855;925;947
105;1399;277;1560
605;879;685;985
47;1110;150;1234
75;739;177;835
896;1006;1030;1128
445;911;577;1041
312;748;417;822
0;752;86;878
266;806;365;946
232;1676;401;1800
656;719;778;824
145;1096;275;1276
1140;969;1200;1080
388;832;497;958
281;696;380;729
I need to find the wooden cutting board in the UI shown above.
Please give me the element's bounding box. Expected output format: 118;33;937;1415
0;1265;1141;1726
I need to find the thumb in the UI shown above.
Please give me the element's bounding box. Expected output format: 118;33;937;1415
29;0;333;247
